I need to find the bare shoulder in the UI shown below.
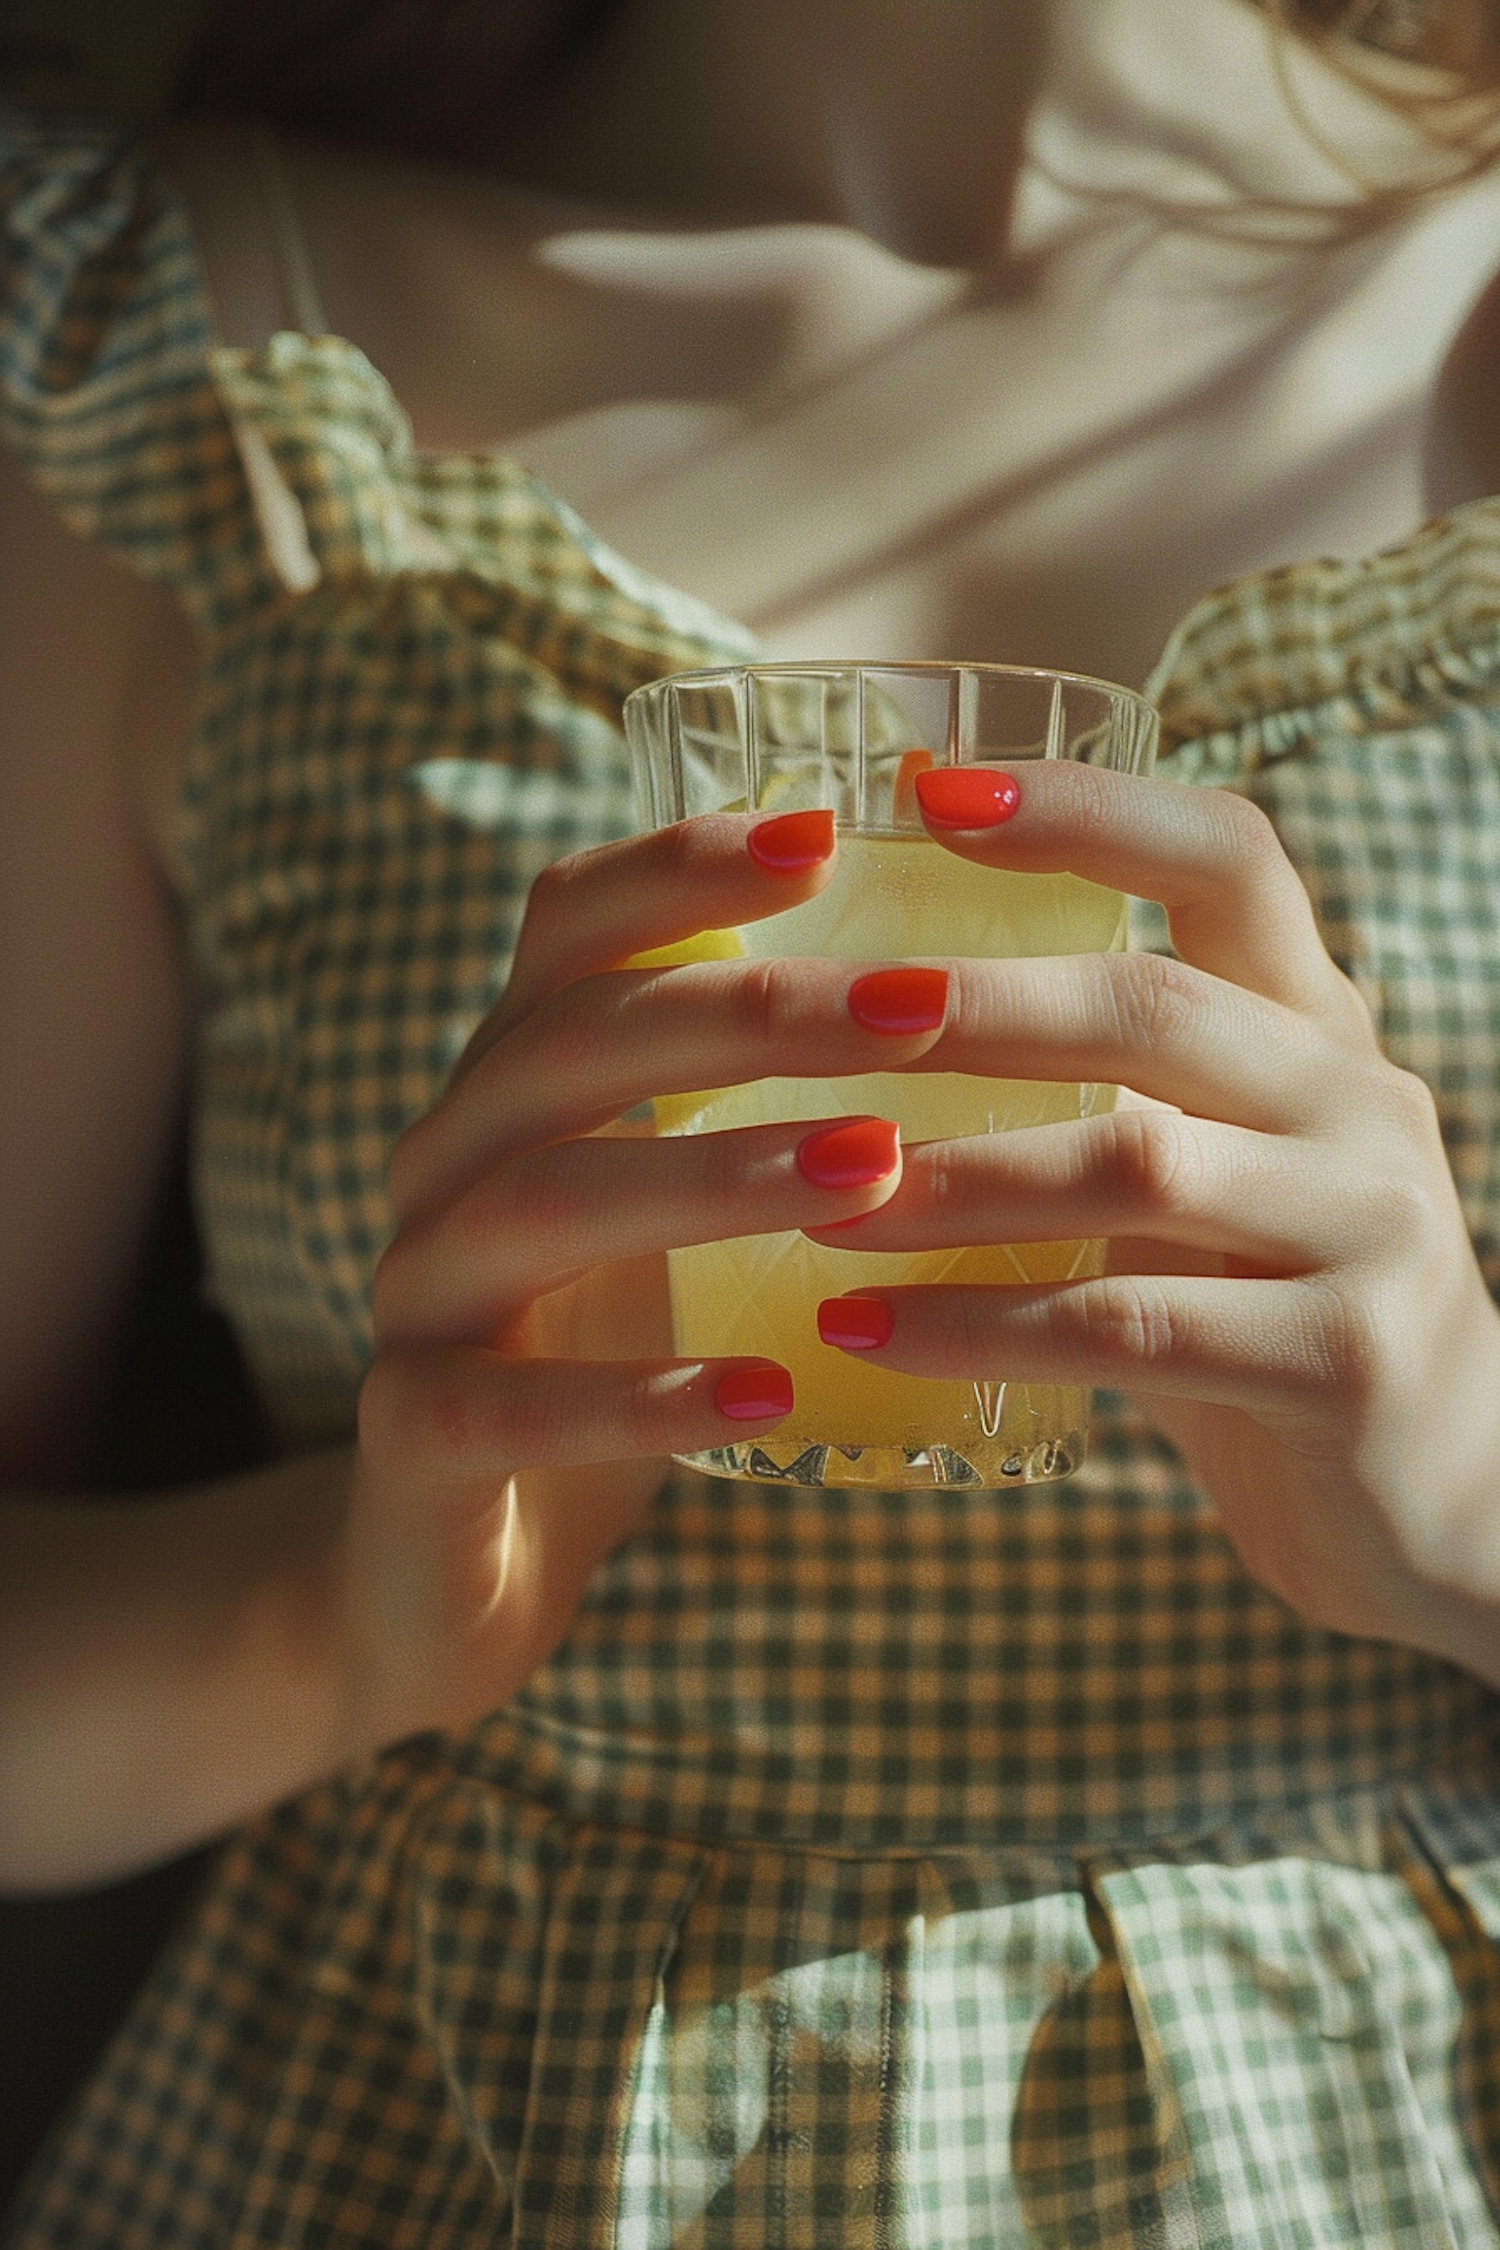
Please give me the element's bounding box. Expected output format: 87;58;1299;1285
153;115;688;454
0;444;191;1478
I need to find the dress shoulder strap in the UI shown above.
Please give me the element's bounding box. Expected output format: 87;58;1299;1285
249;129;329;337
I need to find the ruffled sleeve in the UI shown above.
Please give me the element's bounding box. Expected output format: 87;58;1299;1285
1146;499;1500;784
0;105;257;616
208;331;757;717
1144;499;1500;1307
0;104;757;672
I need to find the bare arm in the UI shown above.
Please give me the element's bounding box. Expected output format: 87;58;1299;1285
0;445;787;1895
0;445;189;1480
0;446;359;1891
0;1457;353;1892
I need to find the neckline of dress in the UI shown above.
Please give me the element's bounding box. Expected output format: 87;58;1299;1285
150;123;1500;741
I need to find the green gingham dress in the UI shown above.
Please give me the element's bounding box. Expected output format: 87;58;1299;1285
7;110;1500;2250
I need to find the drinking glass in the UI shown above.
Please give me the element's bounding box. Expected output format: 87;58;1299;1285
622;662;1158;1488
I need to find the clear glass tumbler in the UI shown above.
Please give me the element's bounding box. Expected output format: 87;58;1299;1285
622;662;1158;1489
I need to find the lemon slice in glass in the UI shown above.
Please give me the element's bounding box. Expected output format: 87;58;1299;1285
621;927;746;972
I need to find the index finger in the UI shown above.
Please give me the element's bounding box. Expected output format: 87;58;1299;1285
914;759;1367;1028
465;811;838;1071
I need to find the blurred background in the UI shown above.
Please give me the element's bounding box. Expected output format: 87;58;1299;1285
0;0;207;118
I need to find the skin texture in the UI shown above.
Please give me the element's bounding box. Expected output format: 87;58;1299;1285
6;0;1500;1888
364;770;1500;1732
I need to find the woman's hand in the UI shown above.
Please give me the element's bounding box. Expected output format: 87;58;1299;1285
807;760;1500;1682
343;809;929;1742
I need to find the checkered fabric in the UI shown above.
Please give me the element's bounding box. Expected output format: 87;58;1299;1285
7;110;1500;2248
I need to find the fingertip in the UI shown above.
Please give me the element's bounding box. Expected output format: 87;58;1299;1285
816;1296;895;1351
847;967;948;1036
913;766;1021;833
747;808;836;873
713;1362;795;1422
794;1116;901;1191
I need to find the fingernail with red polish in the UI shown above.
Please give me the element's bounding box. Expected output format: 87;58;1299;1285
747;809;836;872
817;1296;895;1351
914;767;1021;830
848;966;948;1035
795;1116;900;1191
714;1363;795;1421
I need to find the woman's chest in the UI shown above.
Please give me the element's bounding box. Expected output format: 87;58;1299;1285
388;169;1500;688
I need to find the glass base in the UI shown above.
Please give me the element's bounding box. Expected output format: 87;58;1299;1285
676;1426;1087;1489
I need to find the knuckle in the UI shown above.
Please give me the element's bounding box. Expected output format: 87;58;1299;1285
739;956;803;1047
1353;1162;1438;1266
1296;1281;1383;1421
1056;759;1119;846
1324;959;1381;1045
520;847;589;941
1105;949;1202;1055
1105;1106;1205;1222
1074;1277;1188;1371
1379;1061;1443;1146
1212;787;1283;868
1331;1063;1449;1253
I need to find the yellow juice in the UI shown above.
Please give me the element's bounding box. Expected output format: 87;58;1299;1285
660;834;1128;1484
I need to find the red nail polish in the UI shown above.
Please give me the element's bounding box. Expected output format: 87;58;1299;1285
847;967;948;1035
714;1363;795;1421
816;1296;895;1351
747;809;836;872
914;767;1021;830
795;1117;900;1190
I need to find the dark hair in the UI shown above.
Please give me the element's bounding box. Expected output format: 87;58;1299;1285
173;0;628;163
